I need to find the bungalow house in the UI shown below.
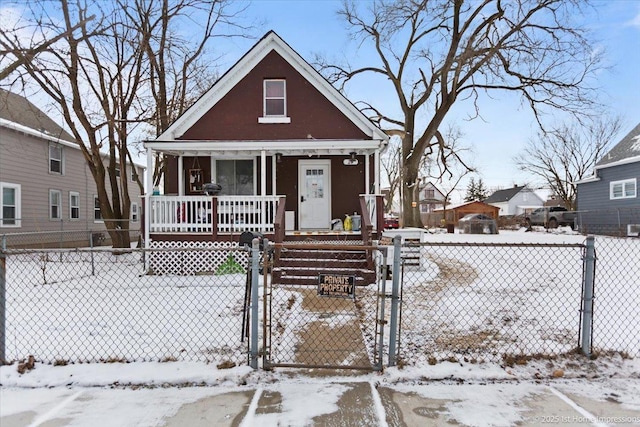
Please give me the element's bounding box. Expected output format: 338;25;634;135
575;122;640;236
483;185;544;216
143;31;388;246
0;88;144;248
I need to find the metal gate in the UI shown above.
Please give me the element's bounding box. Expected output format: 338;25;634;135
262;242;388;370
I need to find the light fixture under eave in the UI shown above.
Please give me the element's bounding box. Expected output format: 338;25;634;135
343;152;359;166
275;152;283;163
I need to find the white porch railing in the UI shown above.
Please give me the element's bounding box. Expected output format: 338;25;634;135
149;195;282;234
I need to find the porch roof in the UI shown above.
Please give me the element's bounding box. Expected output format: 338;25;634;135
145;138;387;157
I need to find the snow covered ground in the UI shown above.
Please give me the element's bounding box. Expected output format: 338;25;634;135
1;228;639;426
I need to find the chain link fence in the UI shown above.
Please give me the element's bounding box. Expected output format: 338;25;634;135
576;207;640;237
395;237;639;365
1;246;249;365
590;237;640;357
1;236;636;368
1;226;141;249
265;242;384;370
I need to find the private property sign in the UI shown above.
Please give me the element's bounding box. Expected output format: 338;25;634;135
317;274;355;298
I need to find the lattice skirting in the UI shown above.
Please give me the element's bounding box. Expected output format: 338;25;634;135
147;240;248;276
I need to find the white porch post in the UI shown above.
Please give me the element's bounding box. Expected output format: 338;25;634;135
178;155;184;196
272;154;277;196
261;150;266;227
144;146;153;249
365;153;370;195
374;149;380;194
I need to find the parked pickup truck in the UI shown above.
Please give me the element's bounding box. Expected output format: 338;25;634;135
525;207;578;229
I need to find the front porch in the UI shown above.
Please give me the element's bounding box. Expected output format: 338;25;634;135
146;194;384;244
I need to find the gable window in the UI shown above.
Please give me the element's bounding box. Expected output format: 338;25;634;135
258;79;291;124
131;202;139;222
610;178;637;200
49;143;63;174
94;195;103;222
70;191;80;220
50;189;62;220
215;159;254;195
1;182;21;227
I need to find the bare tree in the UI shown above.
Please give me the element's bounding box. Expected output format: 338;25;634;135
124;0;252;187
320;0;600;227
1;0;249;247
514;116;623;210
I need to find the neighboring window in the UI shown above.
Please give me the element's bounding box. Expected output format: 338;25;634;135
425;189;435;199
50;189;62;219
49;143;63;174
69;192;80;220
215;159;254;195
115;166;121;178
259;79;291;123
131;167;137;182
94;195;103;222
1;182;21;227
610;179;637;200
131;202;139;222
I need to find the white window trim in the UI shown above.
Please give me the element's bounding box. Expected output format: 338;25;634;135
69;191;80;220
49;189;62;220
259;79;291;124
49;143;64;174
0;182;21;228
94;195;104;223
610;178;637;200
131;202;139;222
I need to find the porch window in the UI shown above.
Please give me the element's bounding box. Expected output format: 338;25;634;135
258;79;291;124
215;159;254;195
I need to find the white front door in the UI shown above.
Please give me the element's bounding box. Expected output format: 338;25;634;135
298;159;331;229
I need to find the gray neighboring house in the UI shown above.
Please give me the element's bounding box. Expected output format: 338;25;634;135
0;89;143;247
575;122;640;236
483;185;544;216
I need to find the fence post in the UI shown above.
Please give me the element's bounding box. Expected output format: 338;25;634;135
387;235;402;367
249;237;261;369
580;235;596;356
0;251;6;362
89;232;95;276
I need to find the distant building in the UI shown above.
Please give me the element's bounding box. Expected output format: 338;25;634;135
419;181;446;213
575;122;639;236
483;185;544;216
0;89;143;247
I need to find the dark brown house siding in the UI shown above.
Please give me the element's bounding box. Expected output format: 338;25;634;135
275;155;371;228
180;50;368;141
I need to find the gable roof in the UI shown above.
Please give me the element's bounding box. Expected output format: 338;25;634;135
596;122;640;168
483;186;526;203
0;88;75;143
156;31;387;142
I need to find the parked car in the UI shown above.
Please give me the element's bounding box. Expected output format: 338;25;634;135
384;216;400;229
457;213;498;234
525;207;577;229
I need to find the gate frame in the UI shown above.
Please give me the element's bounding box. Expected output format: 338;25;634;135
260;241;389;371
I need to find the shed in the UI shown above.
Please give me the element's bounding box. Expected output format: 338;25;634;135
432;201;500;225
